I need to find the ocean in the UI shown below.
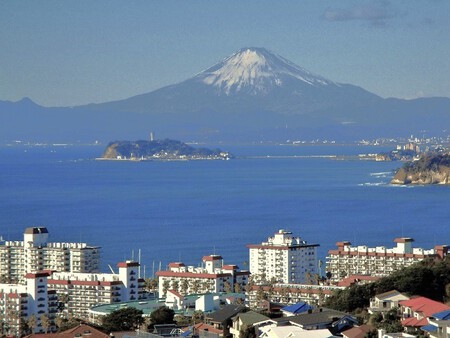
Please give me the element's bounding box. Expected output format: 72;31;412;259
1;144;449;277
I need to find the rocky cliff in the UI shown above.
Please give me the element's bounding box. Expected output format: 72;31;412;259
391;153;450;184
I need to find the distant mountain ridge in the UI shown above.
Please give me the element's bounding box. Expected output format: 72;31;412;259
1;47;450;142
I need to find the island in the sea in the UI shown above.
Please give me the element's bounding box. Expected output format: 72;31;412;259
391;152;450;185
100;139;233;161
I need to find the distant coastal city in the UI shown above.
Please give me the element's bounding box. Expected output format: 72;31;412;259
1;226;449;338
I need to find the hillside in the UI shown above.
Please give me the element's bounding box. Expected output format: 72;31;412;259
102;139;232;160
391;153;450;184
1;48;450;142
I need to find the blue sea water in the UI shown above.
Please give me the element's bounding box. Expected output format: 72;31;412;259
0;144;449;276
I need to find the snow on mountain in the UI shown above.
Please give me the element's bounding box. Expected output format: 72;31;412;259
197;47;336;95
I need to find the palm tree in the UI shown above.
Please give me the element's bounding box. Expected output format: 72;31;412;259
27;314;38;334
162;280;170;297
40;314;51;333
180;279;189;295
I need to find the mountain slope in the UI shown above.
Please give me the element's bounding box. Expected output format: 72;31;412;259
1;47;450;142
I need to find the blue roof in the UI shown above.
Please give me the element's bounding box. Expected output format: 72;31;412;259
421;324;438;332
432;309;450;320
281;302;313;314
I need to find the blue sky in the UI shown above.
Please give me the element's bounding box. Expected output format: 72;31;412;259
1;0;449;106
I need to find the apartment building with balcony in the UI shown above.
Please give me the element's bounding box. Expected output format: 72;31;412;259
248;229;319;284
156;255;249;296
0;272;58;337
326;238;448;283
47;261;146;320
0;227;100;284
246;283;343;309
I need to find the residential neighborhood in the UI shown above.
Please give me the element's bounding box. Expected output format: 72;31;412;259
1;227;449;338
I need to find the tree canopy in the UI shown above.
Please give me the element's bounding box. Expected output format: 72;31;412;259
325;257;450;313
149;306;175;328
101;307;144;332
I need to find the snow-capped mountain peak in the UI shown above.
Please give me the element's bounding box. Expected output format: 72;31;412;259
198;47;335;95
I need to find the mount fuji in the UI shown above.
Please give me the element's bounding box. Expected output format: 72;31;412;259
1;47;450;142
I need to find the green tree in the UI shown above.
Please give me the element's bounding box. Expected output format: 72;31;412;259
40;314;51;333
145;278;158;291
162;280;170;297
171;280;180;292
239;324;257;338
102;308;144;332
234;282;242;294
191;310;204;324
27;314;38;334
191;280;201;294
180;279;189;294
223;281;232;293
149;306;175;329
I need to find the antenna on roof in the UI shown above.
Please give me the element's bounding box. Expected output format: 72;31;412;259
138;249;141;278
108;264;116;274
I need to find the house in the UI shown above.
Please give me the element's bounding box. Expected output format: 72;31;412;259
258;308;357;337
377;329;416;337
400;296;450;333
342;324;374;338
230;311;270;338
259;326;339;338
165;290;184;310
26;324;109;338
421;309;450;338
369;290;409;314
280;302;314;316
204;304;246;337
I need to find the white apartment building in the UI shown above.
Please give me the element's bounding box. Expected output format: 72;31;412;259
326;238;448;282
0;227;100;284
247;283;343;309
47;261;147;319
248;229;319;284
156;255;250;296
0;272;58;337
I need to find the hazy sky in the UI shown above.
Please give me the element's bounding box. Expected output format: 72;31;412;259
1;0;449;107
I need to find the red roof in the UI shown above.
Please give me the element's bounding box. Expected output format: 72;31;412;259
167;289;184;298
26;324;109;338
117;261;140;268
394;237;414;243
401;317;429;327
342;324;373;338
202;255;223;261
25;272;50;278
168;262;185;268
337;275;380;287
400;297;450;317
156;271;229;279
222;264;238;270
193;323;222;334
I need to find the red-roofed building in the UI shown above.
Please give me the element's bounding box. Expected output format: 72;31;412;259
26;323;109;338
156;255;249;296
400;297;450;333
47;260;148;320
247;283;344;308
326;238;448;283
337;275;380;287
0;272;58;336
342;324;374;338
